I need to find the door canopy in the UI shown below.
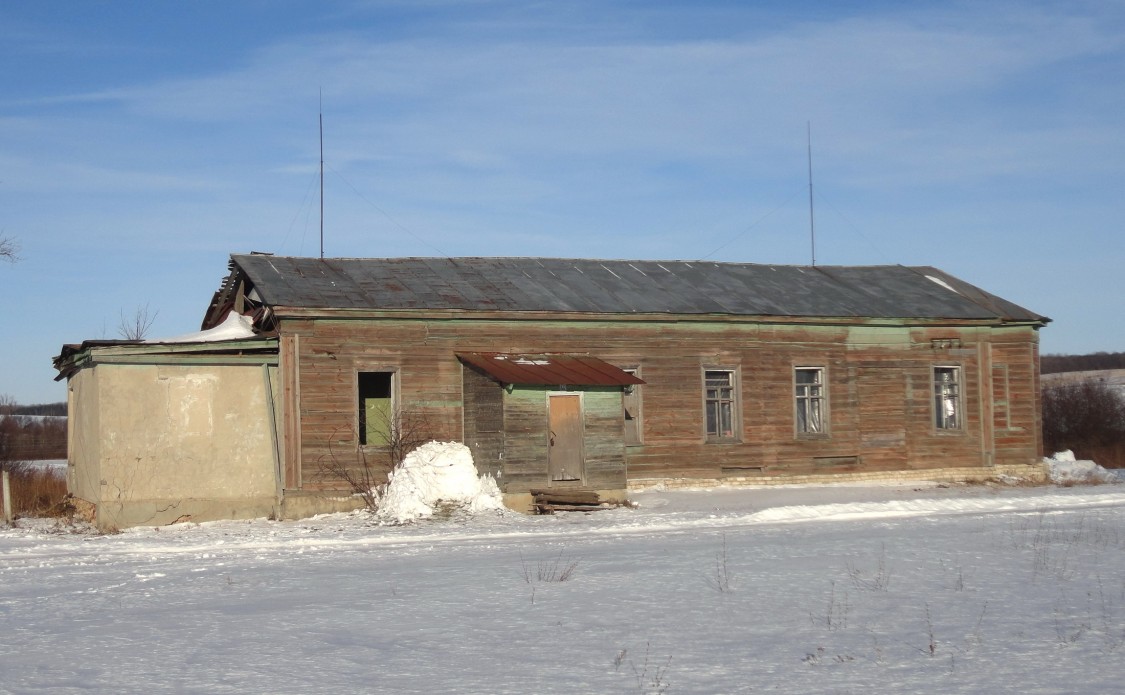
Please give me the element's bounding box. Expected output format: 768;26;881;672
456;353;644;387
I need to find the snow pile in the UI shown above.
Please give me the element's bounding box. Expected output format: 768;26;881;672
1044;450;1118;484
374;441;504;523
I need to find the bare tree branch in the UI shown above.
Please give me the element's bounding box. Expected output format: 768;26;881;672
118;304;159;340
0;235;19;263
318;408;435;511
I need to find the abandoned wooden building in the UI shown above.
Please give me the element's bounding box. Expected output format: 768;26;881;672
55;254;1049;529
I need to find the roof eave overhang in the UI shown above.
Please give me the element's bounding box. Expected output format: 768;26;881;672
267;306;1049;328
53;338;279;381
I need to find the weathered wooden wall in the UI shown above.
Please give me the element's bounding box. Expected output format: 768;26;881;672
279;314;1042;491
496;385;626;492
462;363;504;479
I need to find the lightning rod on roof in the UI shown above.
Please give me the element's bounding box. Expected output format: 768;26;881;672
319;89;325;260
807;121;816;267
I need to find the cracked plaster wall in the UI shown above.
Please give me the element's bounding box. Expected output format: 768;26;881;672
69;362;277;529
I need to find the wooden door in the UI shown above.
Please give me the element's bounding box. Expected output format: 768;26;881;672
548;394;584;484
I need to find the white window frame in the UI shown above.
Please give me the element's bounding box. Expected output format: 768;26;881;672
933;365;962;431
794;366;827;436
703;368;740;442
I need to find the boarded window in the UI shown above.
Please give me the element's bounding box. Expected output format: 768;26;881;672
933;366;962;430
622;368;642;445
704;369;737;440
358;371;393;446
992;363;1010;430
795;367;826;435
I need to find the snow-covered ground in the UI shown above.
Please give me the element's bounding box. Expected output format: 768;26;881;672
21;459;66;471
0;414;65;425
3;465;1125;693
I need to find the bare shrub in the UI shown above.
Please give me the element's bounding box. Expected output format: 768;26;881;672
0;235;18;263
1052;575;1122;651
317;408;434;510
1042;378;1125;464
520;551;580;583
617;642;670;695
846;542;892;591
923;603;937;656
1008;509;1122;582
703;533;733;592
1080;443;1125;470
118;303;159;340
318;433;382;510
810;580;850;631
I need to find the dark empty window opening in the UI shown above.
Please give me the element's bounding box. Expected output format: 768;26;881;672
358;371;393;446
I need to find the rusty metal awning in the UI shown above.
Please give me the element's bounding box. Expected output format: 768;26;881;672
457;352;645;387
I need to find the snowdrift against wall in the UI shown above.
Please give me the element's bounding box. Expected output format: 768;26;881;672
375;442;505;523
1044;450;1118;484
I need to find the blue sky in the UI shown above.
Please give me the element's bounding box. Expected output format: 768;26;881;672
2;0;1123;404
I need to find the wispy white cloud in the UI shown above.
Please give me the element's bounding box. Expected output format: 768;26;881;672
2;0;1125;403
23;4;1123;190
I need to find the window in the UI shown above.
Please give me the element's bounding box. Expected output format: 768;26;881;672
933;366;961;430
992;363;1010;430
704;369;738;440
622;368;642;445
358;371;394;446
795;367;826;434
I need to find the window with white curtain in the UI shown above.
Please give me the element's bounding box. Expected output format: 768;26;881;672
795;367;826;435
933;366;962;430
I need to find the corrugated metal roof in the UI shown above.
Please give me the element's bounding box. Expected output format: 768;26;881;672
457;352;646;387
230;255;1048;323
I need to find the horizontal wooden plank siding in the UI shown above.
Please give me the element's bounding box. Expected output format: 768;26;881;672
573;387;628;491
278;313;1043;491
493;386;626;493
462;363;504;480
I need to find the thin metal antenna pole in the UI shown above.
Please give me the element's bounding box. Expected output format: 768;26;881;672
319;90;325;260
807;121;816;267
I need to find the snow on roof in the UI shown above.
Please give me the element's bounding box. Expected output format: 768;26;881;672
924;274;960;295
148;311;256;344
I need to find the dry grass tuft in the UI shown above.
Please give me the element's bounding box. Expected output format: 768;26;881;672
521;551;580;583
980;475;1045;488
1056;475;1109;488
2;464;71;519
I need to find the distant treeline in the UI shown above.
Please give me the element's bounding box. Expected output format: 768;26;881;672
11;402;66;417
0;401;66;464
1041;352;1125;375
0;414;66;463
